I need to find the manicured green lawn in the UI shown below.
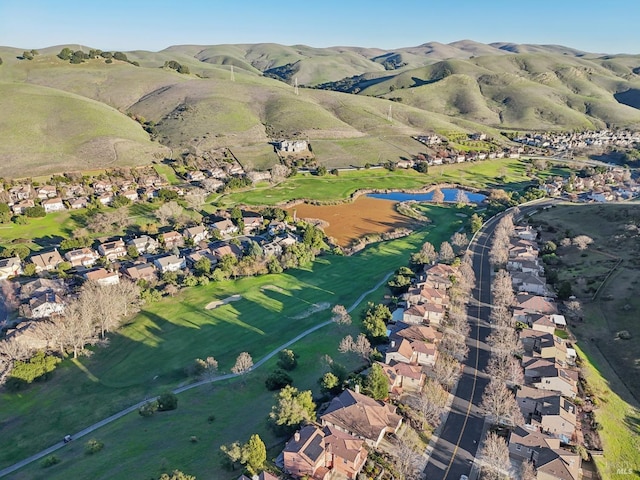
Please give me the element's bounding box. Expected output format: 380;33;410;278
220;158;537;206
0;205;465;475
153;164;182;185
0;203;162;253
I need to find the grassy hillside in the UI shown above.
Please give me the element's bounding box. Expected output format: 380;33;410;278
1;42;640;176
0;82;166;177
361;53;640;130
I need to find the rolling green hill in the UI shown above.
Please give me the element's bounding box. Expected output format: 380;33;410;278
0;41;639;176
0;81;166;177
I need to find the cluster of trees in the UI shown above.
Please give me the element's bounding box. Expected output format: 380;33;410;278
21;49;38;60
57;48;139;66
489;211;516;265
0;279;141;382
480;268;524;429
220;434;266;475
163;60;190;74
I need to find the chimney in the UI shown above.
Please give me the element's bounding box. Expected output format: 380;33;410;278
390;340;396;348
354;384;360;394
294;431;300;442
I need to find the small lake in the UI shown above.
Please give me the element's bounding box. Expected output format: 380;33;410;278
368;188;486;204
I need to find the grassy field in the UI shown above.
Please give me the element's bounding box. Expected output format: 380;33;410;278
0;205;465;477
220;158;536;206
574;345;640;479
528;203;640;478
0;203;161;253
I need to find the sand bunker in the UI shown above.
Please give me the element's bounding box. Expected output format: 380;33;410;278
291;302;331;320
205;294;242;310
261;285;287;294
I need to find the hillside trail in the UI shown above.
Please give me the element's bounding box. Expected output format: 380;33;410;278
0;270;394;478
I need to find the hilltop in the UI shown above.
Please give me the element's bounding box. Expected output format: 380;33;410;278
0;40;639;176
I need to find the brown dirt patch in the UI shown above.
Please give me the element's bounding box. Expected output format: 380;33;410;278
287;196;413;247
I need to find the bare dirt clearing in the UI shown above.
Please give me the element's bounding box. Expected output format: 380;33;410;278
287;196;413;247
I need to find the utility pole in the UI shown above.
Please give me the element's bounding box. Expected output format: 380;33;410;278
387;105;392;122
230;65;235;82
294;77;299;96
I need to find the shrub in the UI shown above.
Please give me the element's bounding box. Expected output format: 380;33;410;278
25;206;46;217
157;392;178;411
6;351;60;391
85;439;104;454
265;369;293;391
41;455;60;468
207;415;216;423
138;401;158;417
277;349;298;371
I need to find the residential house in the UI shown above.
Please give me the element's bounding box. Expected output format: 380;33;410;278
36;186;57;200
385;337;438;367
210;243;242;261
97;193;114;206
422;263;457;289
27;292;65;319
392;322;443;345
320;388;402;448
42;197;66;213
513;273;549;296
242;212;264;234
84;268;120;286
268;221;289;237
405;285;449;308
30;249;64;273
4;321;50;351
402;304;427;324
516;294;558;315
211;218;238;236
98;239;127;261
262;240;283;257
186;249;218;267
11;199;35;215
92;180;113;193
153;254;186;273
186;171;206;182
376;361;425;395
526;314;557;335
0;256;23;280
282;424;367;480
514;225;538;241
121;190;139;202
507;257;544;275
122;262;157;282
517;386;577;442
64;248;100;268
128;235;160;255
529;364;579;399
159;231;184;250
278;139;308;153
520;330;570;366
508;426;560;462
183;225;209;245
69;197;88;209
9;185;31;203
237;473;279;480
534;448;581;480
19;278;66;300
509;427;582;479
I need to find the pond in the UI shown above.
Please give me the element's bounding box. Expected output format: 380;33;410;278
367;188;486;204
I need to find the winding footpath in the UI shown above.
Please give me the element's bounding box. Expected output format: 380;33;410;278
0;271;394;478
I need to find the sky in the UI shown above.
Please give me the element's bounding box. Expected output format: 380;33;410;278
1;0;639;54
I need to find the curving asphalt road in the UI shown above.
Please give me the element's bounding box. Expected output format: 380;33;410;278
423;199;556;480
0;272;394;478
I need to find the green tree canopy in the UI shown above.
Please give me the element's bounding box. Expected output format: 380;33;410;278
269;385;316;428
365;363;389;400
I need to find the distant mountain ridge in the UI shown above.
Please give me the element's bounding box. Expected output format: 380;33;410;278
0;40;639;176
